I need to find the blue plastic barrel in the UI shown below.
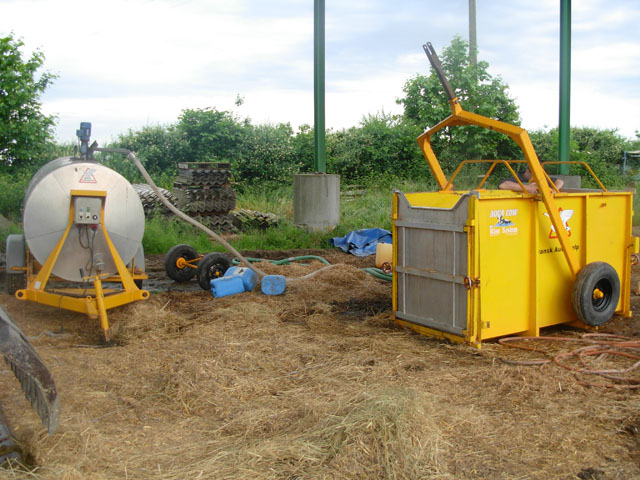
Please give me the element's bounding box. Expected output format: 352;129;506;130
261;275;286;295
210;275;245;298
225;266;257;291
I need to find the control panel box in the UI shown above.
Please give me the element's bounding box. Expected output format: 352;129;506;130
74;197;102;224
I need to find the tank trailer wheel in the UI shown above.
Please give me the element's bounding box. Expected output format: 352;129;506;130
197;253;231;291
571;262;620;327
164;244;199;282
6;273;25;295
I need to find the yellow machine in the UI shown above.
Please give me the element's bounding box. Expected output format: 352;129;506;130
392;44;639;346
6;123;149;341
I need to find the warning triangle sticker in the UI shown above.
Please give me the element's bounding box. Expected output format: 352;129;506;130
79;167;97;184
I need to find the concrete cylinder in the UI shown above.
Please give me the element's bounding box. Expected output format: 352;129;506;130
557;175;581;189
293;173;340;231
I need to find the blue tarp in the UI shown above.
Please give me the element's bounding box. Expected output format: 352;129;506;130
329;228;392;257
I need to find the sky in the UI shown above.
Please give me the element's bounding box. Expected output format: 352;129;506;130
2;0;639;147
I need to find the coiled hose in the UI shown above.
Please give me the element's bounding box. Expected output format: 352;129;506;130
98;148;391;283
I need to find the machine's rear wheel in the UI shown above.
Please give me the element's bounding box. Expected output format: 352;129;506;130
164;244;198;282
571;262;620;327
197;253;231;291
6;273;25;295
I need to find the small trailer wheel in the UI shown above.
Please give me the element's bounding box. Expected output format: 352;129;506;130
197;253;231;291
571;262;620;327
165;244;198;282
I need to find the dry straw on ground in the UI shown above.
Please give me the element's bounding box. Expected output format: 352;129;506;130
1;258;639;479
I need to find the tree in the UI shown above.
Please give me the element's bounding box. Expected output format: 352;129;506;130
0;34;57;169
327;112;426;182
235;122;300;189
530;127;626;189
108;124;182;186
175;107;245;164
397;36;522;175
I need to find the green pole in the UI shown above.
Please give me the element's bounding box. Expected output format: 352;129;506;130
314;0;326;173
559;0;571;174
468;0;477;68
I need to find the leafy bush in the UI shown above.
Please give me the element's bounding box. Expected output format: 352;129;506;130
327;112;426;182
0;168;31;220
176;107;246;164
233;123;301;190
106;125;181;185
530;128;625;189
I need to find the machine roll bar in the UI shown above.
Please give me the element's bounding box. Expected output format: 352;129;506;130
418;43;580;277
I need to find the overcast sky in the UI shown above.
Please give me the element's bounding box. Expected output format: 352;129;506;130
2;0;639;146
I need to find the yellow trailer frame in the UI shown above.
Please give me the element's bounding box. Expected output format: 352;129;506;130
14;190;149;342
391;43;639;346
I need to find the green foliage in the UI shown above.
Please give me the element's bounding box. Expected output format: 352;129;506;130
234;123;301;190
571;127;628;167
0;34;57;169
327;112;426;182
397;36;522;174
142;178;422;255
175;107;245;163
530;127;625;189
0;219;21;253
0;167;32;220
107;125;181;186
292;124;315;173
235;183;293;218
143;214;215;255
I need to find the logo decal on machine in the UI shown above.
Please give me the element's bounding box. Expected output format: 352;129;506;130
543;208;573;239
489;209;518;236
79;167;97;184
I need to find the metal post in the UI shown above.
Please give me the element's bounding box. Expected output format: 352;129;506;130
559;0;571;174
314;0;326;173
468;0;477;67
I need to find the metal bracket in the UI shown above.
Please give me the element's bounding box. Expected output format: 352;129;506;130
463;276;480;290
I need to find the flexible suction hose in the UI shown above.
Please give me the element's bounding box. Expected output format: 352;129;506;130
96;148;269;279
97;148;387;285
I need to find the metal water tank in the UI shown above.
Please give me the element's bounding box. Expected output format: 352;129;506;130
23;157;144;282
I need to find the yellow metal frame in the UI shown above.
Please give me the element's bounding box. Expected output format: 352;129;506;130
418;98;580;277
15;190;149;342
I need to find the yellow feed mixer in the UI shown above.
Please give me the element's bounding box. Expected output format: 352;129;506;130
5;123;149;341
392;44;639;347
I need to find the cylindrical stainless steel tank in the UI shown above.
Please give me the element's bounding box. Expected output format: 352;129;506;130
23;157;145;282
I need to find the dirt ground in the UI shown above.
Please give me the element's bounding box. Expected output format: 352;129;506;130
1;249;639;479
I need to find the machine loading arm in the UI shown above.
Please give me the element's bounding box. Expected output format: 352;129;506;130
418;43;579;277
0;305;60;435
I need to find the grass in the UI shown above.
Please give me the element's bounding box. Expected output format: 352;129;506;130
0;180;414;256
5;175;638;256
143;179;434;255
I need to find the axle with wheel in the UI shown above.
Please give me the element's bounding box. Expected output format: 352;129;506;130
164;244;231;290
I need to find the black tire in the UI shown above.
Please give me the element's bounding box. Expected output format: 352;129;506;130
571;262;620;327
197;253;231;291
164;244;198;282
6;273;25;295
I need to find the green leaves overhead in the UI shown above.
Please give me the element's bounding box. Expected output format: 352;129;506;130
397;36;522;173
0;34;57;169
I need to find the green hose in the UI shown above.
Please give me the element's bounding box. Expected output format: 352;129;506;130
360;268;393;282
232;255;391;282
